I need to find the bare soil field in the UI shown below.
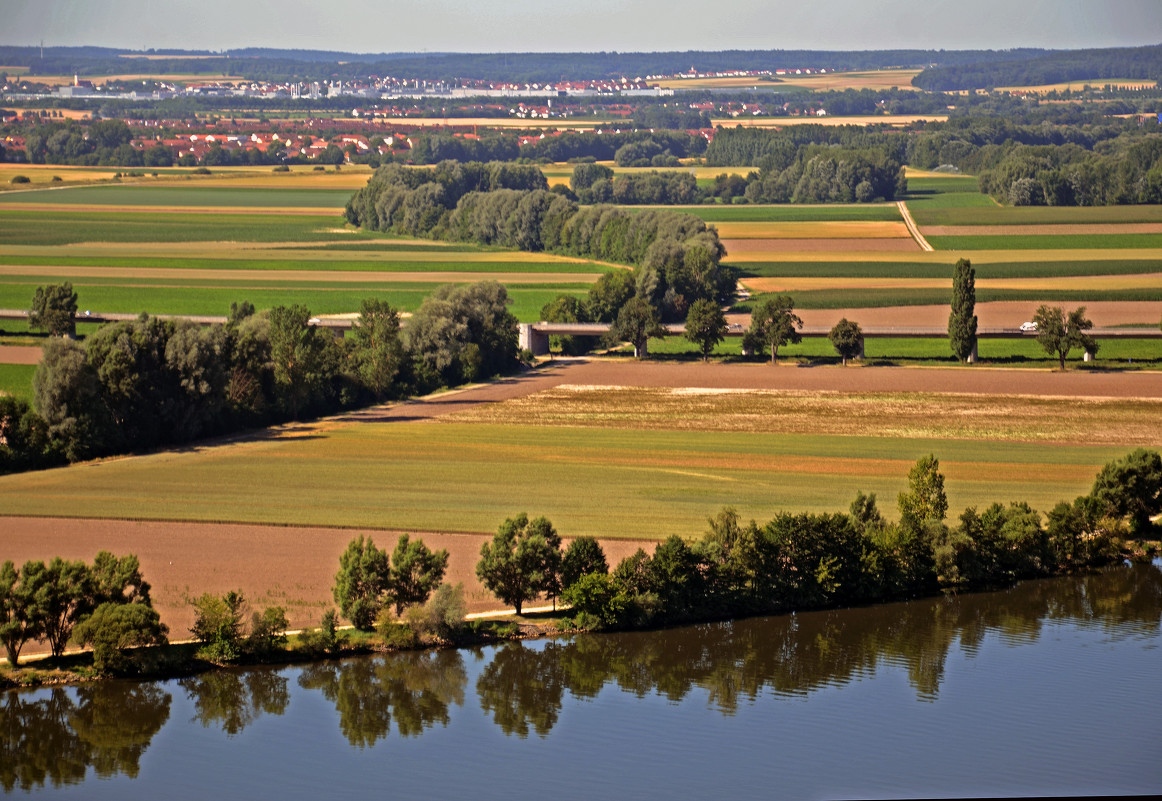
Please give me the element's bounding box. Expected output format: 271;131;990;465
7;357;1162;655
3;516;652;652
714;221;910;239
0;345;41;365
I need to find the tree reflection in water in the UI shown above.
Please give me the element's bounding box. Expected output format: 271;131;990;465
0;683;171;792
0;564;1157;776
181;667;289;736
298;649;467;747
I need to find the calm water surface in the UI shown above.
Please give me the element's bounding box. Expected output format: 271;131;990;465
4;564;1160;799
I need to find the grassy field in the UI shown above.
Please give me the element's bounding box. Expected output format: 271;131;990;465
928;234;1162;250
0;363;35;402
0;385;1149;538
637;333;1162;365
0;280;586;321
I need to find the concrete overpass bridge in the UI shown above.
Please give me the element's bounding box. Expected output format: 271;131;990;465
4;310;1158;363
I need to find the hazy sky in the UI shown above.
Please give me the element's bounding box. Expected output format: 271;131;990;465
4;0;1161;54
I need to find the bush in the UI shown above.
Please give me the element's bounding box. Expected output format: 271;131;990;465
189;590;246;662
246;605;289;656
9;175;29;184
378;619;419;649
300;608;344;656
192;166;211;175
403;582;466;639
272;164;290;172
72;602;168;674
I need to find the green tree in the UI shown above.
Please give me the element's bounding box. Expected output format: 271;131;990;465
1033;304;1097;370
90;551;151;607
612;296;666;358
586;269;636;323
333;535;391;629
389;534;450;616
33;337;109;461
684;298;727;361
0;561;41;666
246;606;289;656
898;454;949;530
72;602;168;674
476;513;563;615
539;294;594;355
349;298;405;400
29;282;78;338
24;557;94;658
561;536;608;591
828;318;864;365
746;294;803;364
1090;448;1162;535
268;304;339;418
189;590;246;662
948;258;977;362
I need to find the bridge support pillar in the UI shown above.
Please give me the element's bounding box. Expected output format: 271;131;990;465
519;323;550;357
967;341;978;364
1084;347;1096;362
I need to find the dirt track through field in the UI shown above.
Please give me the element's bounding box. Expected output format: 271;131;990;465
6;357;1162;656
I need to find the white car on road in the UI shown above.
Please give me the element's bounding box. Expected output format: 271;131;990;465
1019;321;1038;332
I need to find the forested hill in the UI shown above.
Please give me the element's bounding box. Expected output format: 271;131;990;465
912;43;1162;91
2;45;1047;83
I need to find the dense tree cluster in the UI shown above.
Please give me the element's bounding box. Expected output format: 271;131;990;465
703;127;907;202
4;283;518;473
558;451;1157;630
346;160;733;322
912;43;1162;92
1;552;162;669
332;534;450;629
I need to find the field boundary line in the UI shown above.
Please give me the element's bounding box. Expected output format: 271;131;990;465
898;200;934;252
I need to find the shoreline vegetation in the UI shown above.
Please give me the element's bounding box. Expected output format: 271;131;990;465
4;450;1158;691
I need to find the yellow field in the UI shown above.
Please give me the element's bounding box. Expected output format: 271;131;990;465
24;72;239;87
4;107;91;120
654;69;922;92
995;79;1158;94
715;221;910;239
713;114;948;128
0;163;375;190
352;117;613;129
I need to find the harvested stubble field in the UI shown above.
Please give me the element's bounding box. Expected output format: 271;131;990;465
4;359;1160;642
714;221;911;239
713;114;948;127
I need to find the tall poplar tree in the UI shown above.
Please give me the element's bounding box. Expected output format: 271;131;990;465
948;258;977;362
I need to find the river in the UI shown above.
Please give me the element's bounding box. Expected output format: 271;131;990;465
4;563;1160;799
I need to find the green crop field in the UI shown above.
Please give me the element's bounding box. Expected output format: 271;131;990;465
0;185;355;208
0;388;1149;539
903;176;994;209
0;209;359;246
912;205;1162;226
636;332;1162;365
0;363;35;402
928;233;1162;250
0;280;587;321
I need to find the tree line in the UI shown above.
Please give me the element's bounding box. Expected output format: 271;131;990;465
912;43;1162;92
345;160;734;321
469;450;1161;631
1;282;519;473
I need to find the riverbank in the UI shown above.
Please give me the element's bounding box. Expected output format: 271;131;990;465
0;611;572;690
